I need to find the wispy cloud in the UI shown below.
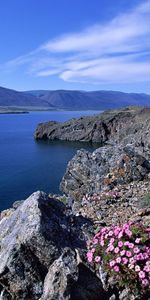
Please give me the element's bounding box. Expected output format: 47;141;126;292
2;0;150;85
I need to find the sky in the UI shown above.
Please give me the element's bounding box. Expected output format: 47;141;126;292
0;0;150;93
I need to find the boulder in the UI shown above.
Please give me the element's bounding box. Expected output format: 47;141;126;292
0;191;107;300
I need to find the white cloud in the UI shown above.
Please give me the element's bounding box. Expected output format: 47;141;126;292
36;68;61;77
2;0;150;85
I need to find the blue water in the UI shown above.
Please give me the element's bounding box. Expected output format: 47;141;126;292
0;111;100;211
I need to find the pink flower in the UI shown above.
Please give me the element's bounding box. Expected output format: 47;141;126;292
91;248;95;253
134;255;138;261
125;229;132;237
114;228;120;236
120;250;126;256
122;257;128;264
87;256;93;263
118;231;123;239
146;247;150;253
135;238;141;244
143;265;150;272
143;253;149;259
114;265;120;272
93;238;98;245
100;240;104;246
124;241;130;247
133;247;140;254
128;243;134;249
109;245;114;252
129;257;135;264
87;251;92;258
114;247;120;254
123;223;130;230
126;251;132;257
144;246;150;254
110;238;115;244
87;252;93;263
95;256;101;263
142;279;149;287
109;260;116;267
135;265;140;272
106;247;110;253
118;241;123;248
128;264;134;270
116;257;121;264
95;232;100;238
108;230;113;236
138;271;145;279
137;253;144;260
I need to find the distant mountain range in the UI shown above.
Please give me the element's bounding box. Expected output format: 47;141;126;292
0;85;150;110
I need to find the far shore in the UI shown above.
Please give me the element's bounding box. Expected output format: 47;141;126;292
0;111;29;114
0;107;103;115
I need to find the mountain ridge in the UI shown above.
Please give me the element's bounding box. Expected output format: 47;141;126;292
0;85;150;110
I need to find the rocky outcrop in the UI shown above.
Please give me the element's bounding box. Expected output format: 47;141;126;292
60;144;150;201
73;180;150;227
0;191;109;300
34;107;150;150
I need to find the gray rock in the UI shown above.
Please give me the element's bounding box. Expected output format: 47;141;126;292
60;145;150;201
40;248;78;300
0;191;105;300
12;200;24;209
0;191;63;299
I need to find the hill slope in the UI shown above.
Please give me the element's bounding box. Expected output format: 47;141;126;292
28;89;150;110
0;86;51;108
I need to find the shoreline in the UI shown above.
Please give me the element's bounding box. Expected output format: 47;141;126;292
0;111;29;114
0;108;103;114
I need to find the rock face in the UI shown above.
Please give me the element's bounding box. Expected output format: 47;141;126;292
41;249;108;300
34;107;150;149
60;144;150;201
0;191;108;300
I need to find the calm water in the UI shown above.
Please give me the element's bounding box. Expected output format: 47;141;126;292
0;111;100;211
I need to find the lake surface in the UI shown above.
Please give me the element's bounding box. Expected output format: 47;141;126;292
0;111;101;211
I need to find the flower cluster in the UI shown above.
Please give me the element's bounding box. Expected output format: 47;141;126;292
82;190;120;202
87;222;150;296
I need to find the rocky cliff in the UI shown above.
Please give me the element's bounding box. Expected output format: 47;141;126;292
34;107;150;152
56;107;150;200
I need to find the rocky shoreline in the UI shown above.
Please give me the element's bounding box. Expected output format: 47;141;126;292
34;107;150;145
0;106;150;299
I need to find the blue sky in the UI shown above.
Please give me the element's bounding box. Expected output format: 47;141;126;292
0;0;150;93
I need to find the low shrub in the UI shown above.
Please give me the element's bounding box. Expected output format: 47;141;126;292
59;196;67;204
140;193;150;208
87;222;150;297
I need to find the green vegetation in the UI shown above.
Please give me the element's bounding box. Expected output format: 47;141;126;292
59;195;67;204
140;192;150;208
